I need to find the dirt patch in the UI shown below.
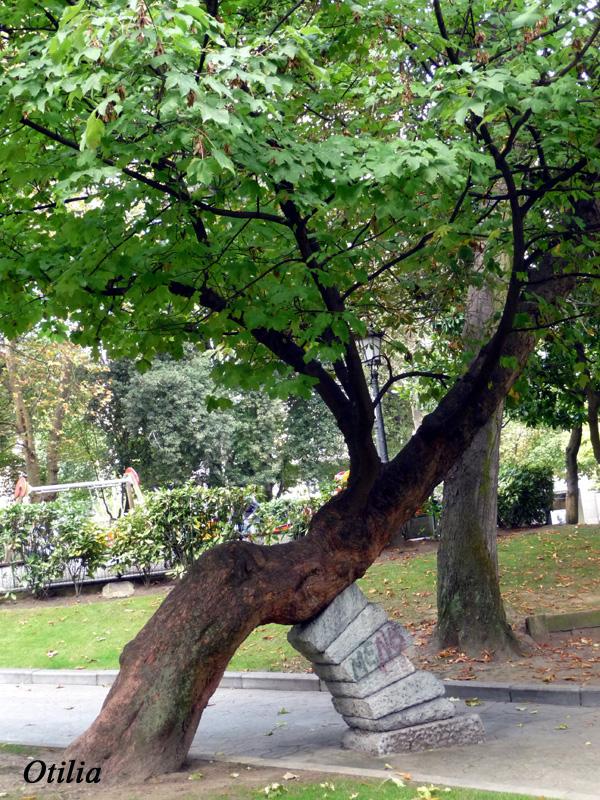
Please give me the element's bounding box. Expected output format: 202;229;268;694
413;620;600;686
0;747;331;800
1;579;172;610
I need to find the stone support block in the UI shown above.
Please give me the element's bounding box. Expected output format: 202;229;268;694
342;713;485;754
311;603;389;665
313;621;412;683
342;696;456;732
287;584;368;659
326;653;414;699
332;670;445;720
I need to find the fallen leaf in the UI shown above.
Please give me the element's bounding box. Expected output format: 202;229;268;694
282;772;298;781
386;776;405;787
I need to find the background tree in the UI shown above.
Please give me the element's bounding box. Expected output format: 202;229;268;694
513;311;600;521
107;351;347;492
0;0;597;782
0;338;110;494
436;247;518;654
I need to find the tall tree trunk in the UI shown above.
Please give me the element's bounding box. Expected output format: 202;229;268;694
44;366;72;499
435;252;519;655
3;342;41;489
436;402;518;653
574;342;600;464
565;424;582;524
586;389;600;464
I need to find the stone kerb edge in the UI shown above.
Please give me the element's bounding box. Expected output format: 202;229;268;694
0;669;597;706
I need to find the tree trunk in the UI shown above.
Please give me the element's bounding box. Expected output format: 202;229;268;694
586;388;600;464
436;402;518;653
3;342;41;489
435;252;518;655
45;366;72;498
565;424;582;524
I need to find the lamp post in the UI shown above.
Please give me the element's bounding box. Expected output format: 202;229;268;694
358;331;389;463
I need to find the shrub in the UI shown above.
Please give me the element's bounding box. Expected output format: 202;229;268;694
109;484;254;579
146;484;251;572
497;464;554;529
0;498;98;596
52;515;108;596
0;482;331;590
253;496;321;542
109;505;165;583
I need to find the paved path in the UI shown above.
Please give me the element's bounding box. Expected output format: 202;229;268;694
0;683;599;799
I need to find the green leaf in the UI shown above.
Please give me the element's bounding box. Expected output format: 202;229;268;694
61;0;85;26
512;7;541;29
500;356;519;371
212;149;235;174
80;113;105;151
181;4;211;27
187;157;219;185
199;103;230;125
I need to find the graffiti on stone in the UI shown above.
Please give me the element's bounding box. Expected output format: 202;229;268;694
349;622;410;681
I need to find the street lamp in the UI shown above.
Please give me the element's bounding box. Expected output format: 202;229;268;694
358;330;389;463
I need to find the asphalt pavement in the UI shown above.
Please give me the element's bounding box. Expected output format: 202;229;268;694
0;683;598;799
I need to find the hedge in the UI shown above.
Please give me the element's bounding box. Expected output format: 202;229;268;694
497;464;554;529
0;483;328;595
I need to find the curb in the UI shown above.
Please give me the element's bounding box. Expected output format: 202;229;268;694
192;753;598;800
1;668;599;707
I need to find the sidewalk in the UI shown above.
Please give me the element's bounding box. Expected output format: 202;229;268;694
2;667;599;706
0;682;599;799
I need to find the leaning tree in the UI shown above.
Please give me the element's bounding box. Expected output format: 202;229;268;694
1;0;598;782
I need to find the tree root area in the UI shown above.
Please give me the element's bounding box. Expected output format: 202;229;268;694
0;747;330;799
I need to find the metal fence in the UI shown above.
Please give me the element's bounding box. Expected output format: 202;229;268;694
0;560;167;593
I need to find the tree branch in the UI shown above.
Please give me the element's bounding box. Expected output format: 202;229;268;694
373;371;449;406
20;117;289;226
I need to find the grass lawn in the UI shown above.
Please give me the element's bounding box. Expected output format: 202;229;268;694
0;746;548;800
0;525;598;672
242;780;545;800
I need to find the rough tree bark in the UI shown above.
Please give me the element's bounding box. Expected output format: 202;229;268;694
64;259;569;783
575;342;600;465
436;402;519;653
586;387;600;464
45;364;73;495
2;342;41;489
565;425;582;524
436;252;519;655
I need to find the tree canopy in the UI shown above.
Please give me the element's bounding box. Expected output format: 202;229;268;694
1;0;598;470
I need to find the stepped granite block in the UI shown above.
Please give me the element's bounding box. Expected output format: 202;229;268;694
287;584;368;659
332;670;445;720
287;582;485;753
326;653;415;699
342;696;456;731
313;621;412;683
342;713;485;754
311;603;389;665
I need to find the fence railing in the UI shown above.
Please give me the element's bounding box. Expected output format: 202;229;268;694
0;560;167;593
